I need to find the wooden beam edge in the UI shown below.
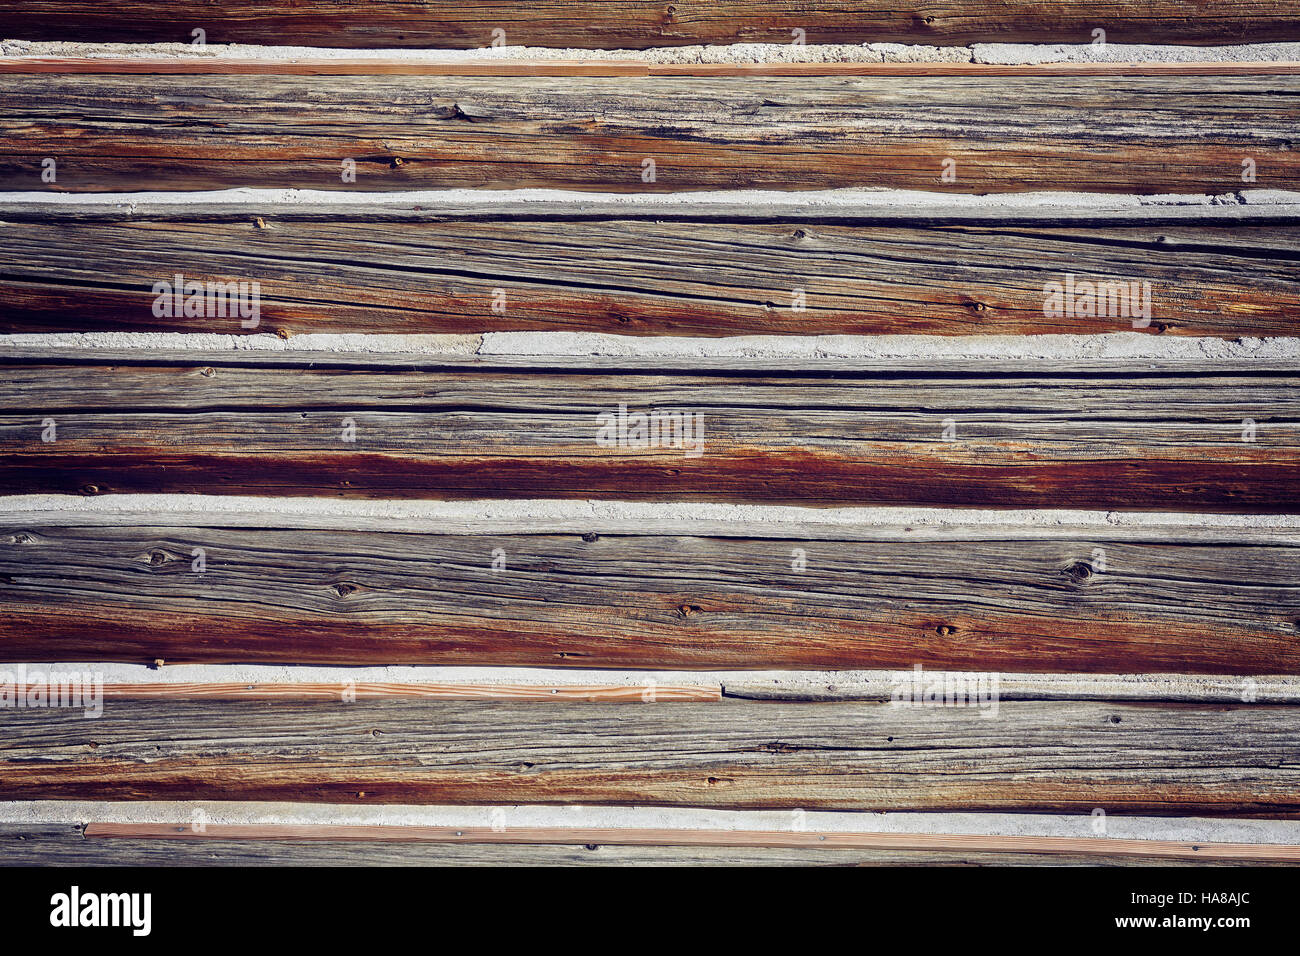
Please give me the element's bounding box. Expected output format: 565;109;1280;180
81;823;1300;862
98;682;721;702
2;57;1299;76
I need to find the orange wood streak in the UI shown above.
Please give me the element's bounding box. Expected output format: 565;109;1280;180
99;682;720;702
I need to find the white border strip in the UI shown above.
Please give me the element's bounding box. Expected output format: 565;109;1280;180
3;185;1297;209
4;801;1298;844
3;494;1298;540
3;663;1293;703
3;40;1299;66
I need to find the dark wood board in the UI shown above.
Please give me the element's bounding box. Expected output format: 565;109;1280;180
4;217;1298;337
2;360;1297;511
3;74;1297;193
1;699;1297;814
2;524;1299;671
3;2;1299;49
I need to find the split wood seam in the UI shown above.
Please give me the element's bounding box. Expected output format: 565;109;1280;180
98;682;721;702
82;824;1300;862
2;58;1300;76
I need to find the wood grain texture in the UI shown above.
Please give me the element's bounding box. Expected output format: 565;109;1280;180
81;823;1300;862
5;216;1299;337
5;823;1257;867
3;74;1297;193
1;699;1297;814
3;2;1299;48
3;524;1299;671
2;359;1297;511
99;682;720;701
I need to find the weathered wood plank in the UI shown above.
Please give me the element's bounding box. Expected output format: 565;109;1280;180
4;823;1254;867
4;216;1298;337
82;822;1300;863
1;699;1296;814
2;524;1298;671
3;74;1297;193
2;360;1296;511
3;2;1299;48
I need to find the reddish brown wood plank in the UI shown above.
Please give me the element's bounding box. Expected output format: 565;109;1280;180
2;699;1296;814
2;524;1297;672
2;73;1296;193
2;360;1297;511
4;215;1298;338
2;2;1299;49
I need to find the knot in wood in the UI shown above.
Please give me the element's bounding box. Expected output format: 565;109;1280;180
1064;561;1094;584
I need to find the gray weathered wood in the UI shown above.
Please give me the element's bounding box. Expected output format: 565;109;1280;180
0;823;1262;867
4;216;1298;336
3;74;1297;193
0;699;1297;814
1;359;1296;511
2;524;1298;672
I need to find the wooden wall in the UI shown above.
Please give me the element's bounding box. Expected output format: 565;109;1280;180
0;2;1298;867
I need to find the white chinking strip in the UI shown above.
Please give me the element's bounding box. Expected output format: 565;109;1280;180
3;494;1300;542
0;663;1294;703
4;801;1300;845
2;39;1300;65
4;332;1300;362
4;185;1298;211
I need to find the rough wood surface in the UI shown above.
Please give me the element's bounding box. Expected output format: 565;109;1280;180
5;216;1299;337
3;74;1297;193
2;2;1298;48
1;699;1297;814
3;524;1299;671
82;822;1300;862
3;823;1257;867
2;360;1297;511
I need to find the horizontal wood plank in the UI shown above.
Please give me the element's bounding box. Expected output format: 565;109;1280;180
1;699;1296;814
82;823;1300;863
2;524;1298;671
2;74;1297;193
1;360;1297;511
3;2;1299;48
5;216;1298;337
6;823;1258;867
